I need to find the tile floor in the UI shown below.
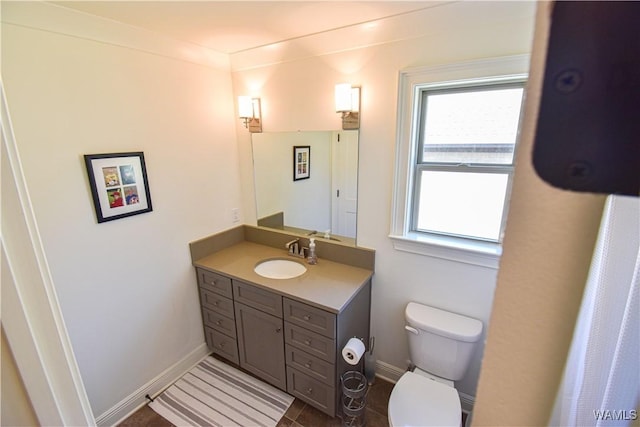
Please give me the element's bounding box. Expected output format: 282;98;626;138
117;376;394;427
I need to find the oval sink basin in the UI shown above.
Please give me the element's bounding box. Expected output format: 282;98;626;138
254;259;307;279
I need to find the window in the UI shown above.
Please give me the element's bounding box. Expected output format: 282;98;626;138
414;83;524;242
390;56;529;267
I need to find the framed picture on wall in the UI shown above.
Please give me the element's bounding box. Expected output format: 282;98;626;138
293;145;310;181
84;152;153;223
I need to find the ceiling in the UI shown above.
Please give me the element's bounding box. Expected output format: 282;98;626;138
50;1;447;54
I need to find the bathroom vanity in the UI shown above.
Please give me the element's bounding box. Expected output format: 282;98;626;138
190;225;374;417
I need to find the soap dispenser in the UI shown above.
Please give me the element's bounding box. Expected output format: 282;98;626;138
307;238;318;265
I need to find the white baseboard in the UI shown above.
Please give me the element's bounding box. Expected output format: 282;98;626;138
374;360;406;384
459;391;475;414
95;343;209;427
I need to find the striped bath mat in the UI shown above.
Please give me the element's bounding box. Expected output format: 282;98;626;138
149;356;294;427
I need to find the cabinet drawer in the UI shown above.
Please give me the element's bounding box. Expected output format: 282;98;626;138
285;344;335;387
205;327;239;365
202;307;236;337
285;323;335;363
284;298;336;339
197;269;232;298
199;289;234;318
287;368;335;417
233;281;283;318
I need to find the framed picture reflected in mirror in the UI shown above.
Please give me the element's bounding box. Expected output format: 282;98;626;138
293;145;310;181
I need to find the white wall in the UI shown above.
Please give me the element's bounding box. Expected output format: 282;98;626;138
232;1;536;399
2;3;242;418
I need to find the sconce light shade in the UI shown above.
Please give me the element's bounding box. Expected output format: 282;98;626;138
335;83;353;112
238;96;262;133
335;84;360;130
238;96;253;118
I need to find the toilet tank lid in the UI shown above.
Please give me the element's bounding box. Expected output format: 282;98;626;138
405;302;483;342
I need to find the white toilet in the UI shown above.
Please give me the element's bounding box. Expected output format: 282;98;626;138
388;302;483;427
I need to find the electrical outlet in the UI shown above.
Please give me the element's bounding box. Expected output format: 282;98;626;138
231;208;240;223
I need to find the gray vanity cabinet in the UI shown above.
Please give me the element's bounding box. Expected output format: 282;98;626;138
195;266;371;418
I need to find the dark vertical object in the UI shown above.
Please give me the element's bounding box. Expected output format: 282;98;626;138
533;1;640;196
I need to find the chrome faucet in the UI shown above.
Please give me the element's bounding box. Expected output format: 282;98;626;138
285;238;307;258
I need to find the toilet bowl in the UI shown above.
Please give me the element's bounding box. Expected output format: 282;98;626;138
388;369;461;427
387;302;482;427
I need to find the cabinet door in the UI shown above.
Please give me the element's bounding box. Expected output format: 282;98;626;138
235;302;287;391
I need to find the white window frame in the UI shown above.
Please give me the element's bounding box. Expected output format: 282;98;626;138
390;55;529;268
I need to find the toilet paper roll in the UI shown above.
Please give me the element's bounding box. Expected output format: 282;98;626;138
342;337;366;365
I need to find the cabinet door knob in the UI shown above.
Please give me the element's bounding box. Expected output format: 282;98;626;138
218;342;225;348
306;388;313;394
216;320;222;326
275;327;282;333
303;315;311;321
213;301;219;306
305;362;312;368
304;339;311;346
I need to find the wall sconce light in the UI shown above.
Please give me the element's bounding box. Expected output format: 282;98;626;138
238;96;262;133
335;83;360;130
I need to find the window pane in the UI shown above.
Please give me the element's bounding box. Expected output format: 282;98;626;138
421;87;523;164
415;170;509;241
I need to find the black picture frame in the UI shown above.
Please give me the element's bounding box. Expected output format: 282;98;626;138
84;152;153;223
293;145;310;181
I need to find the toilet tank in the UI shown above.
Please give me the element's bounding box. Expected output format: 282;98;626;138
405;302;483;381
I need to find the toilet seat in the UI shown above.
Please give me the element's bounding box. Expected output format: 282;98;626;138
388;371;461;427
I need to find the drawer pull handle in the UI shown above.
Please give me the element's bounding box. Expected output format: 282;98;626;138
218;342;225;348
216;320;222;326
303;315;311;321
304;339;311;346
275;327;282;333
213;301;219;306
306;387;313;394
305;362;312;368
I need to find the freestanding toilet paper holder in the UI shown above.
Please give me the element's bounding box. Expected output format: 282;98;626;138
341;370;367;427
340;336;373;427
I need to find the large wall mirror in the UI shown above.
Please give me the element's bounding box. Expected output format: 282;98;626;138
251;130;359;246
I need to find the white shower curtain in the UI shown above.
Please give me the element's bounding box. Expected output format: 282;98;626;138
551;195;640;426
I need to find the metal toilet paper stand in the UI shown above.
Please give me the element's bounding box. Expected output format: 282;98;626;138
340;370;367;427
